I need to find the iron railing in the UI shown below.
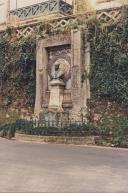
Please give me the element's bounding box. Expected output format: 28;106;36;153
9;0;72;20
15;119;98;137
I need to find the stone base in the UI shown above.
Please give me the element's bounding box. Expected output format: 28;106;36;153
15;133;96;146
49;79;65;109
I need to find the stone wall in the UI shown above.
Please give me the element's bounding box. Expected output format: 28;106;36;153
73;0;123;14
0;95;33;124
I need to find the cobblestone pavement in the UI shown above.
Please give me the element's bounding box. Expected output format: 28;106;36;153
0;138;128;193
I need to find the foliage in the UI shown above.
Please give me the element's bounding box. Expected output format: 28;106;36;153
0;30;11;92
0;123;16;139
12;36;36;107
100;116;128;147
0;31;36;108
88;9;128;105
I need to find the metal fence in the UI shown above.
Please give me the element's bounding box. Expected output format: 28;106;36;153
10;0;72;19
12;116;128;140
15;119;98;137
0;112;128;140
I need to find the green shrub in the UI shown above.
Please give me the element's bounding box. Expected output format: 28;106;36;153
100;116;128;147
0;123;16;139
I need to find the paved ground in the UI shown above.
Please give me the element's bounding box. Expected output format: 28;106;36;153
0;138;128;193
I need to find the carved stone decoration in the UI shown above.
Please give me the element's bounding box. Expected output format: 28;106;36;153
16;27;34;39
13;7;122;39
48;46;71;82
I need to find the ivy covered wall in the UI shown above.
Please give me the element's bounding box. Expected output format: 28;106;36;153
87;8;128;125
89;16;128;105
0;6;127;121
0;31;36;111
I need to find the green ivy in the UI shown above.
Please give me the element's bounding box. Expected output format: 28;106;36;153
0;31;36;108
12;37;36;107
88;11;128;104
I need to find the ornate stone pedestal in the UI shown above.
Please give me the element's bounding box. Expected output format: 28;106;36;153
49;79;65;110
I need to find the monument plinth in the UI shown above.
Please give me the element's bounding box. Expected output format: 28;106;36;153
49;79;65;110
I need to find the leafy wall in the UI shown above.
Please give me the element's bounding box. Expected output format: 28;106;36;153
89;17;128;104
0;31;36;112
87;9;128;124
0;6;128;121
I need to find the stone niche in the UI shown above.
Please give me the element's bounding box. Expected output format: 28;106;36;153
35;29;90;121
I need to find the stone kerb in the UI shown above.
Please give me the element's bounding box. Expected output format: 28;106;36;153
15;133;96;145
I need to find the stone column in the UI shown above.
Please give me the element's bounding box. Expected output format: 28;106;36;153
71;28;90;120
81;39;91;121
71;28;83;119
73;0;77;14
42;46;48;108
34;39;48;115
34;39;43;115
83;41;91;105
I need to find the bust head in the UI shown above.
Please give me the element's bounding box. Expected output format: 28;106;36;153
50;58;70;81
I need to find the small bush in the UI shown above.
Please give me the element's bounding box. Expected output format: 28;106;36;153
0;123;16;139
100;116;128;147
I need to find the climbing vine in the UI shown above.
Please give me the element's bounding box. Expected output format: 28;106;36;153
88;8;128;105
0;31;36;108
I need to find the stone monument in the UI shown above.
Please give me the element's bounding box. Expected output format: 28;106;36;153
35;29;90;122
